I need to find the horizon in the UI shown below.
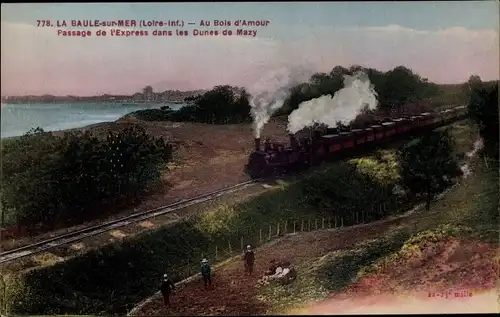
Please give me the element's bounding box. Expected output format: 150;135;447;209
1;2;499;96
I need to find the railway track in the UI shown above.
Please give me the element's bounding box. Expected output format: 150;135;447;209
0;180;260;264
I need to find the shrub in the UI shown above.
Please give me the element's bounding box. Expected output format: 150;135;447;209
0;126;173;229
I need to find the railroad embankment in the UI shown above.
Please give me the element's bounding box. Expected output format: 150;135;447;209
131;121;497;316
0;120;476;316
275;159;498;315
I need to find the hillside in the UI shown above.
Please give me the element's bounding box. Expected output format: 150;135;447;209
130;120;499;316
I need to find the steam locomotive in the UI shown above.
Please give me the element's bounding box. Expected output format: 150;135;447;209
245;106;468;179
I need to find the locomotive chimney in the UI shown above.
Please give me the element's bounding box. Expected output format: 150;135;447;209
254;138;261;151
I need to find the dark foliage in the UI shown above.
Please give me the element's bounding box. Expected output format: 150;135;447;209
282;65;440;114
398;129;462;210
467;78;499;159
1;126;173;228
134;85;252;124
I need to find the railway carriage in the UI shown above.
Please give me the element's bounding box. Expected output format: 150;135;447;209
245;106;467;179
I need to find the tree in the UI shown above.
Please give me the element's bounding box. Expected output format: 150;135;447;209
467;75;482;91
398;129;462;210
169;85;251;124
468;83;499;159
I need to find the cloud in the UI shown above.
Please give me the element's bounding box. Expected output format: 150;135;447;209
1;21;498;95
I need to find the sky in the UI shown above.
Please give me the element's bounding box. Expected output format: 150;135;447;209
1;2;499;96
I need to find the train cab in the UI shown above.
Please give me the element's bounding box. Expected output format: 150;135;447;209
321;134;341;153
371;125;384;140
381;121;396;137
351;129;366;145
340;131;355;148
365;127;375;142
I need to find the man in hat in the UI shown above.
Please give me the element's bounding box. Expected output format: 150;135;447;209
159;273;175;307
243;244;255;276
200;258;212;289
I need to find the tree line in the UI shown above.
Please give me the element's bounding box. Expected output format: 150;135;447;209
134;65;442;123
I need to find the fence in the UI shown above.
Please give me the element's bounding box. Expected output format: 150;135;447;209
167;198;406;282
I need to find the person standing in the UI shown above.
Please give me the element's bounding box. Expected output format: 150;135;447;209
200;258;212;289
243;245;255;276
159;274;175;307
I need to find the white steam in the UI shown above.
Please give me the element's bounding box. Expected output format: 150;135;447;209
248;66;313;138
287;71;378;134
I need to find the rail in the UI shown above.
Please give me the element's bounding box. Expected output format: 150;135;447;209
0;180;260;264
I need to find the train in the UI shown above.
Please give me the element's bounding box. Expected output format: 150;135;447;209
245;105;468;179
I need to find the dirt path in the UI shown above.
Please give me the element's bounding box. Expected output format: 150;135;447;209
132;212;420;316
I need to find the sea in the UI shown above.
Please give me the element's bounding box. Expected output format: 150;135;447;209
0;102;186;139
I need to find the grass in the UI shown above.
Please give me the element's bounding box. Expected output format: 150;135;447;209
256;159;497;314
256;228;412;314
254;120;497;314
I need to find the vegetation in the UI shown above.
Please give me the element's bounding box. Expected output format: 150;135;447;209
280;65;441;115
467;75;499;159
257;156;498;315
132;65;469;124
0;126;173;230
0;120;475;315
132;85;252;124
256;228;412;314
398;129;462;210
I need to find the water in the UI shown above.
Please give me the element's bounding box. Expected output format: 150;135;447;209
1;102;186;139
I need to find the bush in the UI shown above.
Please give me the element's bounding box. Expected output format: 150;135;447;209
398;129;462;210
301;153;407;224
0;126;173;229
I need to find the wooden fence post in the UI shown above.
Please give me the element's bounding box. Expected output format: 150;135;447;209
268;225;272;240
228;239;232;254
277;222;280;236
322;218;325;229
341;217;344;227
293;221;296;234
259;229;262;244
328;217;331;229
335;216;337;228
301;220;304;232
308;218;311;231
315;219;318;230
240;236;244;251
215;245;218;261
284;220;288;233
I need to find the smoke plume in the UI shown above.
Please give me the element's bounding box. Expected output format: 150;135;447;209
287;71;378;134
247;66;313;138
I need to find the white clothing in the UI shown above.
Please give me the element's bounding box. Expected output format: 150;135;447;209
278;268;290;277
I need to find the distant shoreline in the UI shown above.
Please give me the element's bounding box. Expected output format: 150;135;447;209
2;100;187;105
